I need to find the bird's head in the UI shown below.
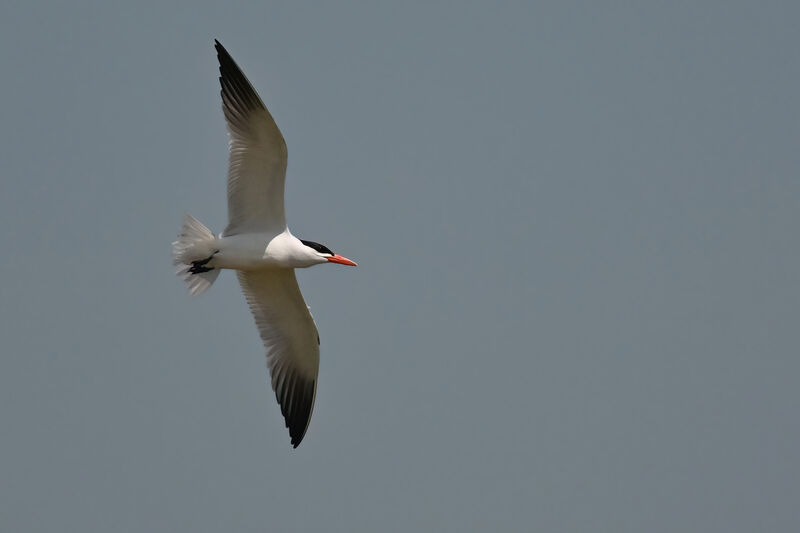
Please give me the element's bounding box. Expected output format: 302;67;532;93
300;239;357;266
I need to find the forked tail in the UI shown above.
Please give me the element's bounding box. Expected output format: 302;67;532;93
172;214;220;295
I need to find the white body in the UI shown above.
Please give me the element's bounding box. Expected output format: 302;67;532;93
213;231;329;270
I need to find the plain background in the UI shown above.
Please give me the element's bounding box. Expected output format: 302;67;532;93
1;1;798;531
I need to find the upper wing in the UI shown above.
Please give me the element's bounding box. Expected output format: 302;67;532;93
215;40;288;236
237;269;320;448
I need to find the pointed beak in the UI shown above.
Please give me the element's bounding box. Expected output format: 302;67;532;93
327;254;357;266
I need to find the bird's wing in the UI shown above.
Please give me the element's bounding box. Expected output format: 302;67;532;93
215;40;288;236
237;269;320;448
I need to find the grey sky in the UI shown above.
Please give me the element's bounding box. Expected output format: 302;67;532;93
1;1;799;531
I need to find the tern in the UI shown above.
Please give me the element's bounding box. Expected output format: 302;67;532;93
172;40;357;448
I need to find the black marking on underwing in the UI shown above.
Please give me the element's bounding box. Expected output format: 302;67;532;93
215;40;265;115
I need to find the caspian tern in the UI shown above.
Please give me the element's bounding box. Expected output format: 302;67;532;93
172;40;357;448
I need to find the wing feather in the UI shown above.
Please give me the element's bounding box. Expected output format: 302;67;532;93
237;270;320;447
215;40;288;235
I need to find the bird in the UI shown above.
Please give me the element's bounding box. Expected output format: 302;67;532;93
172;40;357;448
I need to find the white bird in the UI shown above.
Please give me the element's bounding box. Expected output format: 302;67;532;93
172;40;357;448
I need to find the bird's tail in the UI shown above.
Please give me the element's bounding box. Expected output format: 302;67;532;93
172;213;221;295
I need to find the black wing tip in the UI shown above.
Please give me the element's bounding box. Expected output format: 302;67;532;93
214;40;236;73
214;39;230;61
288;411;309;446
280;378;316;449
288;420;309;448
214;39;266;117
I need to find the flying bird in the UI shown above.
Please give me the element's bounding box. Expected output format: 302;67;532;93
172;40;357;448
